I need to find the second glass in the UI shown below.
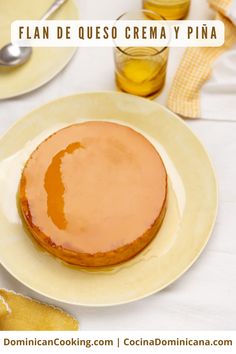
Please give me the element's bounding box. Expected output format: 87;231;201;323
143;0;190;20
114;10;169;99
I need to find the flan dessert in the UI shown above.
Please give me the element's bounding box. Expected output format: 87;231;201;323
0;289;79;330
0;296;10;318
19;121;167;267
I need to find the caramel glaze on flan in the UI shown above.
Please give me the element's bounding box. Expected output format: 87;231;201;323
19;121;167;267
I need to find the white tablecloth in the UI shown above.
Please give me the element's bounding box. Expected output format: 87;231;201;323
0;0;235;330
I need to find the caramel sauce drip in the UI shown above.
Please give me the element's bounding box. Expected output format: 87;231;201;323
44;142;82;230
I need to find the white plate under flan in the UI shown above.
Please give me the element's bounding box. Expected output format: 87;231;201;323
0;92;217;306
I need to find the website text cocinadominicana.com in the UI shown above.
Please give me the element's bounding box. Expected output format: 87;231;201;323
3;337;233;348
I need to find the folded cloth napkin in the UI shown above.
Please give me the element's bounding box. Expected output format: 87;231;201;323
0;289;79;331
168;0;236;120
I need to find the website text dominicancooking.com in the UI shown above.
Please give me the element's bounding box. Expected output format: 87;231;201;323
2;337;233;348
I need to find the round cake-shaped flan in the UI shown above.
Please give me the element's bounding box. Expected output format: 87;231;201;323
19;121;167;267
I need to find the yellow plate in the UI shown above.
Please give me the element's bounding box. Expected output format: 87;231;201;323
0;0;78;100
0;92;217;306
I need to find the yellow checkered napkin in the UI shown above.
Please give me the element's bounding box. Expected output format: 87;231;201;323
168;0;236;118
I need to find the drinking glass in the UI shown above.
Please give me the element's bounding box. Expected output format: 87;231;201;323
143;0;190;20
114;10;169;99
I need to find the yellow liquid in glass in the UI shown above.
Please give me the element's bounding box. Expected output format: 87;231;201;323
115;47;167;98
143;0;190;20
